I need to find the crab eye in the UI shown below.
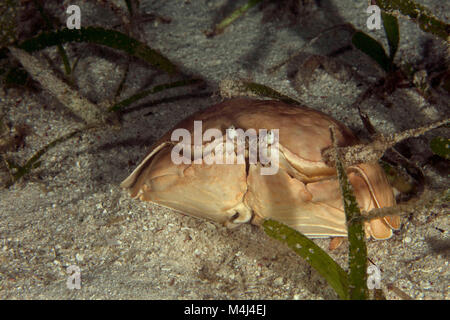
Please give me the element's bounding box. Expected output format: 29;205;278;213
266;130;274;145
227;125;237;140
259;130;274;145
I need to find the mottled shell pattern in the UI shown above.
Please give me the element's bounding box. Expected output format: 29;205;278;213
121;99;400;239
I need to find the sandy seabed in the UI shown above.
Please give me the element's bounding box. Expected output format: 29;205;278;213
0;0;448;299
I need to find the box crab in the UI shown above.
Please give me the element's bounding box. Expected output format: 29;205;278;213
121;98;400;240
